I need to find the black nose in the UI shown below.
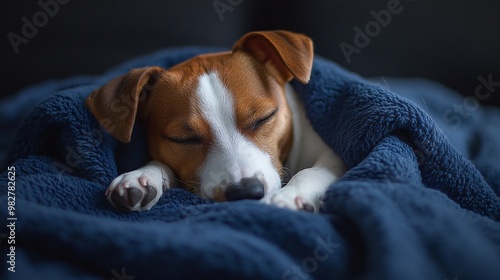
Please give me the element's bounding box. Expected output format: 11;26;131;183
225;177;265;201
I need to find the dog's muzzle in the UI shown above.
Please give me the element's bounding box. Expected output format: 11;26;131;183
224;177;265;201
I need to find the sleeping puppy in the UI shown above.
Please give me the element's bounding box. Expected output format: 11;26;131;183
86;30;347;212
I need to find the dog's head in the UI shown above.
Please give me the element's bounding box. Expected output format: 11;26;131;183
86;30;313;201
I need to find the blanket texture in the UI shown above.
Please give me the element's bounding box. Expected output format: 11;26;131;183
1;47;500;280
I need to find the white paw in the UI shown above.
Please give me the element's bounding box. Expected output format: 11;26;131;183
260;187;319;212
106;169;164;211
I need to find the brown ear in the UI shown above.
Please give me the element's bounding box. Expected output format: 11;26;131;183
233;30;313;84
85;66;163;143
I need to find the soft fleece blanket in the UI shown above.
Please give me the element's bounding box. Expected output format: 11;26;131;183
1;47;500;280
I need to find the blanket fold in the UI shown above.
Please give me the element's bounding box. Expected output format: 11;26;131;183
1;47;500;280
292;59;500;219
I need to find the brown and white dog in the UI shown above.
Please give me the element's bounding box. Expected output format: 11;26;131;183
86;30;346;212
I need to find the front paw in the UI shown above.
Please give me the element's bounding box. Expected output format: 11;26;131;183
260;187;319;212
106;169;163;211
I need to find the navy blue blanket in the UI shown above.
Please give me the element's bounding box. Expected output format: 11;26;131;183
1;47;500;280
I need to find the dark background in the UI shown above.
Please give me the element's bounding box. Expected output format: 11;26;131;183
2;0;500;107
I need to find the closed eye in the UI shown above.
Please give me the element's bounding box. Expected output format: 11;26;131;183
164;135;203;146
250;108;278;131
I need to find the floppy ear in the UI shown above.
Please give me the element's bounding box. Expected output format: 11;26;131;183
85;66;163;143
232;30;313;84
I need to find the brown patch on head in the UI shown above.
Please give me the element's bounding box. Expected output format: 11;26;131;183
227;30;313;174
139;57;217;188
217;52;294;174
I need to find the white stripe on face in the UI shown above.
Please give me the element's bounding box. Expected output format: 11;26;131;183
196;72;281;199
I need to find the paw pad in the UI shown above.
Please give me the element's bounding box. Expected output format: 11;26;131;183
106;170;163;211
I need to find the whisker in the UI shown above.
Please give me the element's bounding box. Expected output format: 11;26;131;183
279;166;292;186
280;166;292;178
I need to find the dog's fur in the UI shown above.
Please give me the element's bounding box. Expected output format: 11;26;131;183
86;30;346;212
